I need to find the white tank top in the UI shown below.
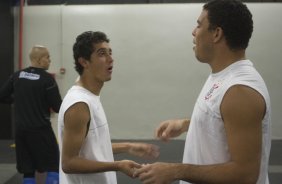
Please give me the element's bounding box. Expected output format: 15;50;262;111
58;85;117;184
180;60;271;184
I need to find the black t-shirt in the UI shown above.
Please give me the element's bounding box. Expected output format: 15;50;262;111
0;67;62;130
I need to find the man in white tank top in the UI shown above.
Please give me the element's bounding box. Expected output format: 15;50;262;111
134;1;271;184
58;31;160;184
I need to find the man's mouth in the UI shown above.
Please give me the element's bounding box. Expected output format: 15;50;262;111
108;66;113;72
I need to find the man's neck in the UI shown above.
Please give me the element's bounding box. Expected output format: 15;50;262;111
77;76;103;96
210;49;246;73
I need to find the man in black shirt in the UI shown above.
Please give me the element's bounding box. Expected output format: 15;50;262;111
0;45;62;184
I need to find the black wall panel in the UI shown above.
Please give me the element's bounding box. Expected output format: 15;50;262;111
25;0;282;5
0;1;14;139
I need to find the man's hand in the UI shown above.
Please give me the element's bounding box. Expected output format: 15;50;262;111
117;160;142;178
128;143;160;159
134;162;176;184
155;119;189;142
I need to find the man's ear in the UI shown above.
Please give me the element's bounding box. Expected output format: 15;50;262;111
78;57;88;68
213;27;224;43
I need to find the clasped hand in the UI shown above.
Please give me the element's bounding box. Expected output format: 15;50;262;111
132;162;175;184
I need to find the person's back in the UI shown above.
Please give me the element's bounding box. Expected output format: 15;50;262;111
13;66;61;130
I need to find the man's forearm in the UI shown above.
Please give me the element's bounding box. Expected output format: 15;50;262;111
112;142;131;154
171;161;259;184
62;156;120;174
181;118;190;132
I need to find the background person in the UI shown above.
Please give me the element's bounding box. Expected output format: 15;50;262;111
0;45;62;184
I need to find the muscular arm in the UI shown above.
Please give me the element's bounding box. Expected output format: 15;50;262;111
62;102;139;176
137;85;265;184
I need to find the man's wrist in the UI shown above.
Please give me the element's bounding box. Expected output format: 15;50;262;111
181;119;190;132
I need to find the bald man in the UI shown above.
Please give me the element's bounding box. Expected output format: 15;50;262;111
29;45;51;70
0;45;62;184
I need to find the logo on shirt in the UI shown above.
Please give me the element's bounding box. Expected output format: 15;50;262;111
205;82;220;100
19;71;40;80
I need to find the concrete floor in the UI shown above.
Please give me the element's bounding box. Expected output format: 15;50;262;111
1;139;282;184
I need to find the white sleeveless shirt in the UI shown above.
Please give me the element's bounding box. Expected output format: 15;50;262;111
58;85;117;184
180;60;271;184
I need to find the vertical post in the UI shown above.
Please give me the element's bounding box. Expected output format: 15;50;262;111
19;0;24;69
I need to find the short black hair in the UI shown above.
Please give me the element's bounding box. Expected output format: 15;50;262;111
204;0;253;50
73;31;110;75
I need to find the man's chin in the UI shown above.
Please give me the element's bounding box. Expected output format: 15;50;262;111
105;77;112;82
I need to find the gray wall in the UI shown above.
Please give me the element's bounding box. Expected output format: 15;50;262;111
14;3;282;139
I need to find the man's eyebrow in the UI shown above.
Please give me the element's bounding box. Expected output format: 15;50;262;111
96;48;112;52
